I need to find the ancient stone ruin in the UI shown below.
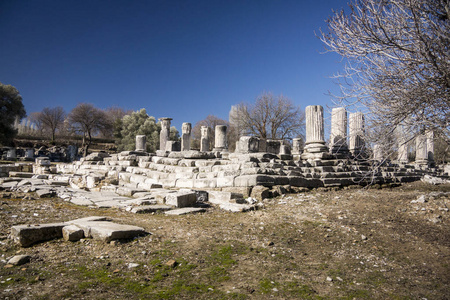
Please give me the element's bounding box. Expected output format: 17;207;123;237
2;105;449;246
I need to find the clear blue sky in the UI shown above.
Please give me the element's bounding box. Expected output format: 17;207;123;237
1;0;348;131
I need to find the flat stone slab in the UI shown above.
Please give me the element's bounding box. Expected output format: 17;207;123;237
70;197;95;206
165;207;206;215
69;221;146;242
130;204;172;213
11;223;66;247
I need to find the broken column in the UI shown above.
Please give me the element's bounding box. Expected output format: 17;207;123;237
426;130;434;164
200;126;210;152
330;107;348;155
415;134;428;165
135;135;146;152
301;105;328;160
181;122;192;151
214;125;228;151
292;138;303;160
159;118;172;151
349;112;365;158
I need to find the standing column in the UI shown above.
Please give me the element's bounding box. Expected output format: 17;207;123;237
330;107;348;155
301;105;328;159
415;134;428;164
396;125;408;163
159;118;172;151
181;122;192;151
373;144;383;161
200;126;210;152
349;112;365;158
426;130;434;163
213;125;228;151
135;135;147;152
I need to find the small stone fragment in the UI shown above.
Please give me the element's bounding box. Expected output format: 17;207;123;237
7;255;31;266
165;259;177;268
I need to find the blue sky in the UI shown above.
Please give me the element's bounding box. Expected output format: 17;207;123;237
0;0;348;131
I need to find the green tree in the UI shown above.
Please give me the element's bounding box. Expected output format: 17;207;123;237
0;82;26;146
116;109;159;152
116;109;180;153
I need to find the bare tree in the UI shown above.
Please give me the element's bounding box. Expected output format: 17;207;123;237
320;0;450;147
68;103;109;156
35;107;66;142
98;106;130;139
231;92;304;140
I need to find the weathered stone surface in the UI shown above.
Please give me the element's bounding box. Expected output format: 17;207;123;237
165;207;206;215
11;223;66;247
165;191;197;207
62;225;85;241
7;255;31;266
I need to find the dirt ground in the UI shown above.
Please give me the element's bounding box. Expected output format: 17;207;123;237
1;181;449;299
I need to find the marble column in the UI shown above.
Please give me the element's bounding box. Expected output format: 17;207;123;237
301;105;328;159
181;122;192;151
349;112;365;158
426;130;434;163
415;134;428;164
135;135;146;152
159;118;172;151
330;107;348;155
214;125;228;151
200;126;210;152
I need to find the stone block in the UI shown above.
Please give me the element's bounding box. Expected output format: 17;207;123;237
216;176;236;187
208;191;243;205
11;223;66;247
221;187;252;198
175;178;195;188
165;191;197;207
62;225;85;241
193;178;217;189
250;185;270;200
234;175;275;187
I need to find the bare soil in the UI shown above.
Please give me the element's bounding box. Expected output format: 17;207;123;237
1;181;449;299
